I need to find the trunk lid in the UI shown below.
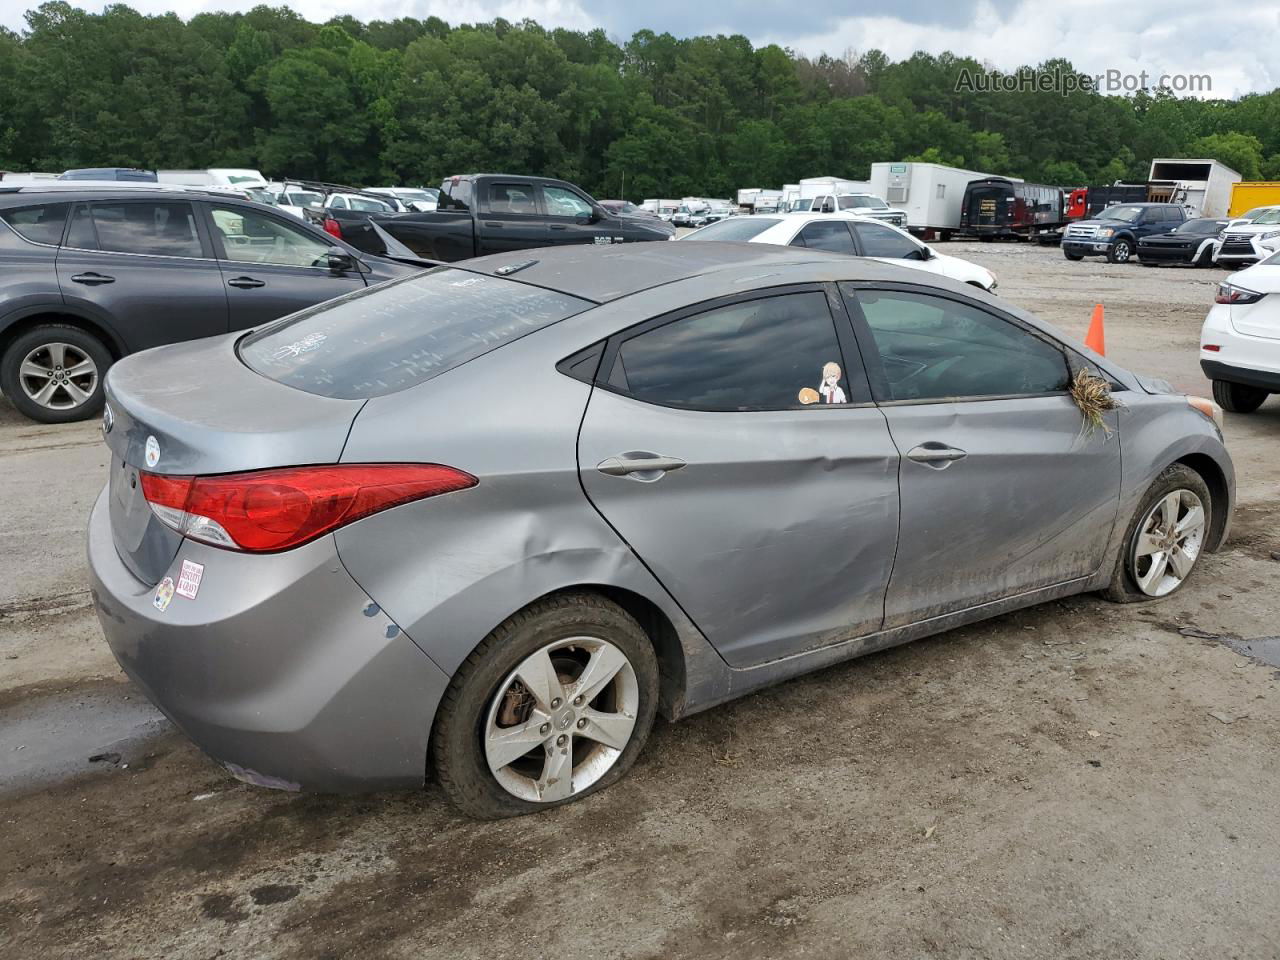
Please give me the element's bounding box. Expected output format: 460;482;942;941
102;333;365;584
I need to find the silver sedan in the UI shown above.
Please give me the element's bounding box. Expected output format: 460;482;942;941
88;243;1233;818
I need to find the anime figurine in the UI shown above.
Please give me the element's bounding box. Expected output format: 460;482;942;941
818;361;846;404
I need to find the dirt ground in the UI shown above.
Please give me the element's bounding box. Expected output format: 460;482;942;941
2;242;1279;960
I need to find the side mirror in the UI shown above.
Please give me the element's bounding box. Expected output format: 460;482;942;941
821;201;835;214
326;246;356;274
920;245;934;260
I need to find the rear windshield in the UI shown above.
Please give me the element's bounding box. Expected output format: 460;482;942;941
684;218;781;242
240;268;592;399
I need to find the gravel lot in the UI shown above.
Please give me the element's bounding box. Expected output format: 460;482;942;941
3;241;1279;960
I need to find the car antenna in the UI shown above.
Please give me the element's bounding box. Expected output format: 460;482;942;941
494;259;539;276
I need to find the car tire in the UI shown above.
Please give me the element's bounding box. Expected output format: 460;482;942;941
432;592;660;819
1211;379;1268;413
1064;253;1084;261
1108;238;1133;264
0;324;112;424
1103;464;1212;603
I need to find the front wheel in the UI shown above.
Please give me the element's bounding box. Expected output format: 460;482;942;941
1103;464;1211;603
1212;379;1268;413
0;324;112;423
432;593;659;819
1064;252;1084;261
1108;238;1133;263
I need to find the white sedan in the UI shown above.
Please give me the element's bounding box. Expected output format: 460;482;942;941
1199;250;1280;413
681;213;997;291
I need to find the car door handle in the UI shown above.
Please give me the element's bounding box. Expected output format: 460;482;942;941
549;224;568;231
906;443;967;468
227;276;266;289
70;272;114;285
596;453;687;480
483;221;503;228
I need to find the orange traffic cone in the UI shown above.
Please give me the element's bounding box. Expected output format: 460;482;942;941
1084;303;1106;356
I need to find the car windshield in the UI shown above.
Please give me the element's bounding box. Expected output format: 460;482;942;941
684;218;781;242
240;268;593;399
1102;205;1144;223
284;191;324;208
1174;218;1226;235
1261;249;1280;266
791;199;812;212
1252;208;1280;225
227;175;264;185
393;189;437;202
1241;206;1271;219
838;194;887;210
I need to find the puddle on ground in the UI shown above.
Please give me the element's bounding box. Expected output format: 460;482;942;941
1220;635;1280;669
0;682;167;791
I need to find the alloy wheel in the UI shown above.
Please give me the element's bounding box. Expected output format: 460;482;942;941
1131;489;1205;597
18;342;99;411
484;636;639;803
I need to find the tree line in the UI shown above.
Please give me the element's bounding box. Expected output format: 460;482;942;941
2;2;1278;200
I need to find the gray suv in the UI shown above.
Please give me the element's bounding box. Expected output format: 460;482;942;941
0;185;421;423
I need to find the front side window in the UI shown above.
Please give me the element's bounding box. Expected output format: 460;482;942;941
791;220;856;254
209;205;332;267
852;223;922;260
606;291;852;411
0;203;69;245
542;186;593;218
487;183;537;215
847;288;1069;402
78;201;202;257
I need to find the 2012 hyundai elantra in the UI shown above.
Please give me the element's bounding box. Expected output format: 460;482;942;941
88;242;1233;818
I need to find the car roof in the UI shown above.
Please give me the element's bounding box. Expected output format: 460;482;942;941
0;184;273;208
455;241;930;303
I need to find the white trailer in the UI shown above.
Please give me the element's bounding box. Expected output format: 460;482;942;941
781;183;801;210
869;162;1021;238
753;189;783;213
1147;158;1242;217
799;176;870;200
737;188;761;210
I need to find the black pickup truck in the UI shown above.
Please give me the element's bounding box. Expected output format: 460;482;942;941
313;173;675;259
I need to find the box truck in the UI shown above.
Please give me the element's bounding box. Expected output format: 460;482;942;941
1147;158;1241;218
869;162;1022;239
1227;182;1280;218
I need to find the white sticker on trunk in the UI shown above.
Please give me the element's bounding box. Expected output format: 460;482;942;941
176;559;204;600
144;435;160;468
153;577;175;612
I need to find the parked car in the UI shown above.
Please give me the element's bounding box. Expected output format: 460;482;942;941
810;193;908;228
366;187;440;212
316;174;675;258
0;185;425;423
1062;203;1188;263
157;169;268;190
671;203;708;228
324;191;396;214
1214;206;1280;266
701;201;737;224
1136;218;1231;267
61;168;156;182
87;242;1231;817
1200;250;1280;412
682;213;997;290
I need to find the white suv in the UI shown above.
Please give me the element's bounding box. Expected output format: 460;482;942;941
1199;250;1280;412
1215;205;1280;266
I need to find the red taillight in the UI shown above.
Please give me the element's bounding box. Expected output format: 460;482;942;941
322;217;342;239
141;464;476;553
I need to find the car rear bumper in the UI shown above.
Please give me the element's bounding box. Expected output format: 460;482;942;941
1201;358;1280;392
86;487;449;792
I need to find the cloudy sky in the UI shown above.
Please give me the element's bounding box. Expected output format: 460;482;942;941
3;0;1276;97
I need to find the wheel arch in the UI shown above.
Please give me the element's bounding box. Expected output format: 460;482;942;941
1174;452;1231;552
0;308;128;361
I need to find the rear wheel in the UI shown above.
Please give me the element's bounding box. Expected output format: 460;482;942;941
0;324;111;424
432;593;659;819
1108;238;1133;263
1103;464;1211;603
1212;379;1268;413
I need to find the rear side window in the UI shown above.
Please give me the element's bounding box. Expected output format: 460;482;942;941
605;291;853;411
847;288;1069;402
439;179;472;210
791;221;855;254
487;183;537;215
74;201;202;258
0;203;69;245
240;268;592;399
